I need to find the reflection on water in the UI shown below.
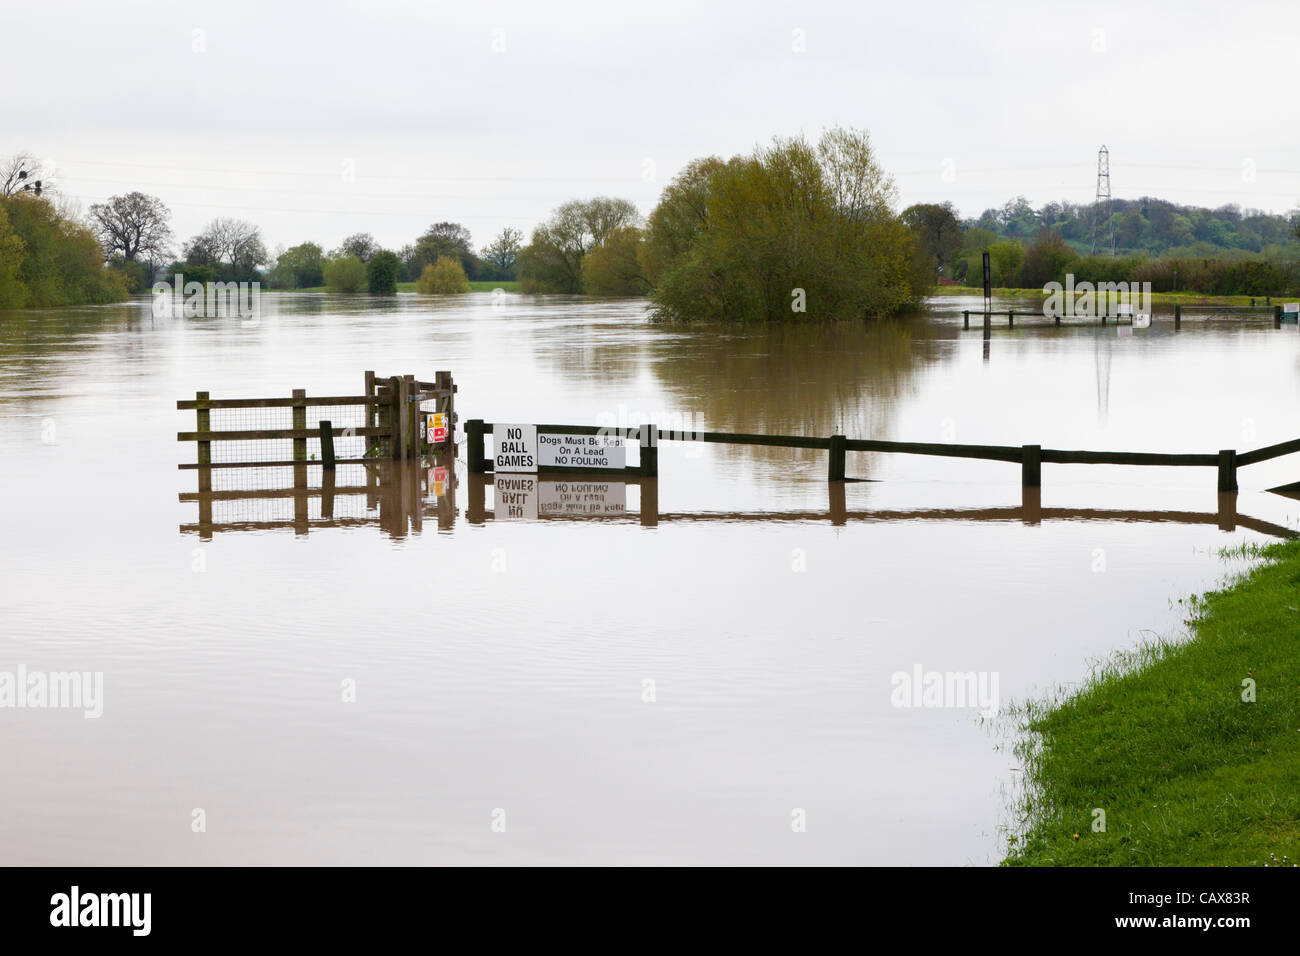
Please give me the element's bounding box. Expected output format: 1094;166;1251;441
2;291;1300;866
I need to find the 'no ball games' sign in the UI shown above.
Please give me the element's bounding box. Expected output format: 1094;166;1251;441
493;424;537;472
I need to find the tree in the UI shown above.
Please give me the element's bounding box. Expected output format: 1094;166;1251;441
1018;228;1077;288
644;128;926;322
0;153;52;197
269;242;325;288
0;204;26;308
87;192;173;263
581;226;649;296
335;232;379;263
0;194;126;307
480;227;523;275
187;218;267;280
988;240;1026;287
366;249;399;294
902;202;962;271
519;197;640;293
416;255;471;294
323;255;367;293
405;221;480;278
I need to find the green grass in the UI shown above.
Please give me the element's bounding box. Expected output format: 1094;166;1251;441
932;285;1283;307
269;280;520;294
1003;539;1300;866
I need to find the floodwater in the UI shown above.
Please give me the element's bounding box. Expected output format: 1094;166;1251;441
2;292;1298;866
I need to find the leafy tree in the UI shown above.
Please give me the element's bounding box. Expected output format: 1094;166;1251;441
323;255;366;293
0;204;26;308
416;255;470;294
902;202;962;271
480;227;523;276
1018;228;1078;287
269;242;325;288
987;240;1025;287
87;192;173;264
0;194;126;306
581;226;649;296
520;197;641;293
366;249;400;294
335;232;379;263
644;128;926;322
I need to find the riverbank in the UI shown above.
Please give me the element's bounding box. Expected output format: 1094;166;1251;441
271;280;520;294
932;285;1285;307
1004;539;1300;866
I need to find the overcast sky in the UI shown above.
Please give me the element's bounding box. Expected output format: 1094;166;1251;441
4;0;1298;254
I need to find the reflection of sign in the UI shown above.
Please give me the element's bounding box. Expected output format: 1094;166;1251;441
493;424;537;472
1117;326;1133;338
538;433;625;470
1116;303;1132;316
426;412;448;444
428;465;448;499
539;482;626;516
494;475;537;519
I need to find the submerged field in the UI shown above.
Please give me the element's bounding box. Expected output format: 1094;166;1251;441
1005;540;1300;866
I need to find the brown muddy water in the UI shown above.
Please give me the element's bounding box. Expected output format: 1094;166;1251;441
2;291;1298;865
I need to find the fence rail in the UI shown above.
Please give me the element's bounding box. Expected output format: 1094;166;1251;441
465;419;1299;493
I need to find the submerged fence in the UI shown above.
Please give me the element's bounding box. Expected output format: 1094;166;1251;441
464;419;1300;493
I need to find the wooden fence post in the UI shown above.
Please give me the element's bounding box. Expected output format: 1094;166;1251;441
195;390;211;494
291;389;306;462
404;374;418;460
640;424;658;478
1022;444;1041;488
1275;305;1283;329
389;376;407;460
467;419;485;473
1217;449;1238;493
1174;304;1181;329
828;434;846;481
319;420;335;470
1008;309;1014;327
963;310;969;329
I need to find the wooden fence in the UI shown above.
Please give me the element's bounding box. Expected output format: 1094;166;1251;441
464;419;1300;493
178;371;456;489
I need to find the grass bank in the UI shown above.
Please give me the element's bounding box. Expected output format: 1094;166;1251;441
1004;539;1300;866
931;285;1282;307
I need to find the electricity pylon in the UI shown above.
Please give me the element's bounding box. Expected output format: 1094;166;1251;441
1091;146;1114;256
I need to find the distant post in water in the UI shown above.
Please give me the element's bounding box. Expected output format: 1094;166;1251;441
981;251;991;314
640;423;658;478
828;434;847;481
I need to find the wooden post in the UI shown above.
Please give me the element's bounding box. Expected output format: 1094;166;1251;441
321;466;336;521
1008;309;1014;327
963;310;969;329
467;419;485;473
1174;304;1181;329
319;420;335;470
1021;485;1041;526
1275;305;1283;329
389;376;407;460
290;388;307;463
640;478;659;528
640;424;658;478
828;434;846;481
1217;491;1237;532
1217;449;1238;493
404;374;418;460
828;479;846;525
467;474;487;523
1022;444;1041;488
364;370;376;442
195;390;211;494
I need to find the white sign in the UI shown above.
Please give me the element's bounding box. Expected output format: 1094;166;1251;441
1284;303;1299;313
539;481;626;516
494;475;537;519
537;432;625;470
493;424;537;473
1132;313;1151;328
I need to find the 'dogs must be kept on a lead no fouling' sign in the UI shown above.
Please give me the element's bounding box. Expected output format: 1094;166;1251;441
493;424;625;473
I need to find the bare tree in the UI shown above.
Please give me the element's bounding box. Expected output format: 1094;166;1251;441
0;152;53;197
188;218;267;277
88;192;174;262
